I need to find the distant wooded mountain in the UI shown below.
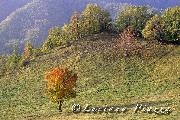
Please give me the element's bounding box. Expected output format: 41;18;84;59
0;0;32;22
0;0;179;54
113;0;180;9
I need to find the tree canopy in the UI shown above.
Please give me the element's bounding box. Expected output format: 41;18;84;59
115;5;154;36
142;6;180;42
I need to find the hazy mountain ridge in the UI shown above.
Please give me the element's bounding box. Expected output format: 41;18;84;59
0;0;179;54
0;0;32;22
113;0;180;9
0;0;90;54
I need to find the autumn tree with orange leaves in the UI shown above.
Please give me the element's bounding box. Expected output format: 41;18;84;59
44;67;77;112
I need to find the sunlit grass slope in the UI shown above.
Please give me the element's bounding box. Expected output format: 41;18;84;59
0;33;179;120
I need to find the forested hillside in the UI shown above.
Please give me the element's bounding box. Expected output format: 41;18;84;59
0;0;91;54
0;0;179;54
114;0;180;9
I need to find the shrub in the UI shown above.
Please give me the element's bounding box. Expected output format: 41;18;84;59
44;67;77;111
0;57;6;77
32;48;43;57
20;41;33;66
118;27;143;57
5;45;20;70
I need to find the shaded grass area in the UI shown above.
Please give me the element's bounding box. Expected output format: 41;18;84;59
0;34;179;120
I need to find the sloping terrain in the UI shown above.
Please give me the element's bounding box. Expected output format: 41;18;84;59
0;0;179;54
0;0;91;54
0;33;179;120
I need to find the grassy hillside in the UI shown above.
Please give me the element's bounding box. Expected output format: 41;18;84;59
0;33;179;120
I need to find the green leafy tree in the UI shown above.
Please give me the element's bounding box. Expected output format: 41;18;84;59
99;10;112;32
115;5;153;36
79;3;110;36
61;24;73;45
142;6;180;42
162;6;180;42
6;45;20;70
42;23;76;51
142;15;164;40
69;12;81;40
42;26;62;51
79;3;101;36
42;4;111;51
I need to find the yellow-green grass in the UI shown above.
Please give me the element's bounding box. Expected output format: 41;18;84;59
0;33;179;120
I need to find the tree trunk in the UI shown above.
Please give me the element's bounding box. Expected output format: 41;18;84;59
58;101;63;112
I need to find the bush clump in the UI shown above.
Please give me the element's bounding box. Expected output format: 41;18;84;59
115;5;153;36
142;6;180;42
118;27;143;57
5;45;20;71
20;41;33;66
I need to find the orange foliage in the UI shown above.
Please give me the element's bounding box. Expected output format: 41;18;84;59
44;67;77;101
